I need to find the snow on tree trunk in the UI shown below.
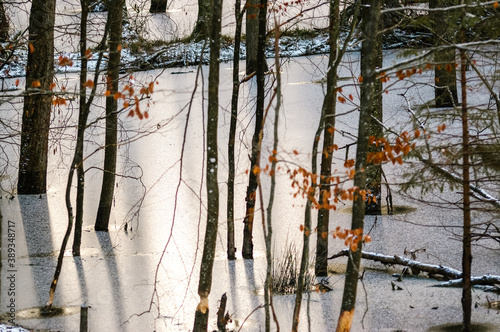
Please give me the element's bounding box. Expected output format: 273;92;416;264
193;0;221;328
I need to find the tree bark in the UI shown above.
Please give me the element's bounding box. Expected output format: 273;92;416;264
336;0;381;330
245;0;259;74
191;0;211;40
216;293;229;332
241;0;266;260
364;0;383;216
95;0;123;231
227;0;245;261
0;0;9;41
315;0;340;277
459;21;472;332
430;0;458;107
18;0;56;195
150;0;167;13
193;0;221;328
72;0;90;256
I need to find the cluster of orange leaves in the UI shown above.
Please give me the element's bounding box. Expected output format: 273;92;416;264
299;225;371;251
366;131;416;166
353;61;475;86
332;226;371;252
268;0;306;13
58;55;73;67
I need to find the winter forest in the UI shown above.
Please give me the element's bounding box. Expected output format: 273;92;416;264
0;0;499;331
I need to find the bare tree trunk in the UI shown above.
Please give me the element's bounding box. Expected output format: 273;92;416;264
150;0;167;13
193;0;222;328
336;0;381;330
364;0;383;215
227;0;245;260
0;0;9;41
95;0;123;231
459;21;472;332
242;0;266;260
191;0;210;40
72;0;90;256
245;0;259;74
430;0;458;107
18;0;56;195
315;0;340;277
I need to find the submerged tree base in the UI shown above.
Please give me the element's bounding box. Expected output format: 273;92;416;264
340;205;417;215
428;323;499;332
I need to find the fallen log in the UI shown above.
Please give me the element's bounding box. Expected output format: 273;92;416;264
328;249;462;279
434;275;500;289
329;249;500;289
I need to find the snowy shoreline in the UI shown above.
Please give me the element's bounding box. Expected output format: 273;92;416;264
0;28;431;80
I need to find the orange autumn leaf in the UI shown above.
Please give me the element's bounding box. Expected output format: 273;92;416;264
83;79;94;89
252;165;260;175
321;232;328;239
144;111;149;119
15;79;20;86
364;234;372;243
123;101;130;108
348;94;353;101
293;150;299;155
49;82;56;90
31;80;41;88
29;43;34;53
494;1;499;8
117;44;122;51
358;76;363;83
344;159;355;168
300;224;304;231
85;49;93;59
414;129;420;138
58;55;74;67
338;96;346;103
104;90;111;97
52;97;67;106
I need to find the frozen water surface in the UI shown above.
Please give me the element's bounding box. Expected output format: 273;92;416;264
1;49;500;332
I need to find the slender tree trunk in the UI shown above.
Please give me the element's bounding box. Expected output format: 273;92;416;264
95;0;123;231
336;0;381;330
241;0;266;260
72;0;90;256
364;0;383;215
73;0;110;254
227;0;245;260
245;0;259;74
459;19;472;332
150;0;167;13
18;0;56;195
193;0;222;328
315;0;340;277
430;0;458;107
0;0;9;41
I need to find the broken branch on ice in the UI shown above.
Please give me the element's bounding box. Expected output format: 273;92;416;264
328;249;500;289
